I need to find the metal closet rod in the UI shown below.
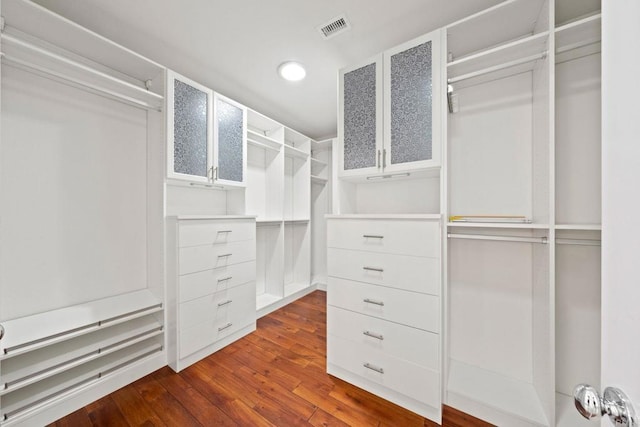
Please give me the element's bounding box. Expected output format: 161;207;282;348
556;238;601;246
1;33;162;111
447;233;548;244
447;51;547;84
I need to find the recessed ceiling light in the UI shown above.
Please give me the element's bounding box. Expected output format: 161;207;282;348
278;61;306;82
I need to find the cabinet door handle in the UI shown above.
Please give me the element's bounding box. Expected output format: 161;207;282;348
218;253;232;258
377;150;381;168
363;266;384;273
363;363;384;374
363;331;384;340
218;322;233;332
363;235;384;239
208;166;214;181
217;230;232;234
213;166;218;181
363;298;384;306
383;149;387;168
217;300;233;307
217;276;233;283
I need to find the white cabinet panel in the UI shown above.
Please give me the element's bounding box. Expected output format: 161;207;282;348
328;277;439;333
179;240;256;275
179;220;255;247
328;334;440;408
179;260;256;303
328;306;439;370
328;248;439;295
327;219;440;257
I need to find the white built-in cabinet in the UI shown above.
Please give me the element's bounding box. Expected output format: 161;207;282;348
0;0;166;425
332;0;603;426
338;30;442;178
444;0;603;426
244;110;314;316
167;72;247;187
166;216;256;372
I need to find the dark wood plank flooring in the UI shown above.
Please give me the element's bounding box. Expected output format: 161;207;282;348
50;291;492;427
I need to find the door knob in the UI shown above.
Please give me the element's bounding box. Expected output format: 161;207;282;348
574;384;637;427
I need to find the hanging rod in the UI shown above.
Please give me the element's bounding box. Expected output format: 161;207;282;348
1;33;163;111
448;233;548;244
448;52;547;84
556;238;601;246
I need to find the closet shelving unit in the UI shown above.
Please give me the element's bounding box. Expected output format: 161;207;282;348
553;1;602;426
444;0;554;426
245;110;313;315
0;0;166;425
310;139;333;289
283;129;311;298
445;0;604;425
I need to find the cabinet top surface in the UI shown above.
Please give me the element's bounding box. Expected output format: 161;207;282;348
326;214;441;220
170;215;257;221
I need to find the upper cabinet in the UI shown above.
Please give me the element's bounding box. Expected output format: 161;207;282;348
167;71;246;187
168;71;213;183
213;93;247;187
338;29;442;178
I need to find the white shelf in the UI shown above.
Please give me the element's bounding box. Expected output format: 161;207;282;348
284;282;312;297
284;218;310;224
446;0;547;59
256;293;282;311
284;144;310;160
327;214;441;220
311;157;328;167
2;0;164;85
311;175;328;185
448;360;548;426
0;290;162;358
555;224;601;231
448;222;549;229
256;218;283;226
447;32;548;83
247;129;283;150
555;13;601;54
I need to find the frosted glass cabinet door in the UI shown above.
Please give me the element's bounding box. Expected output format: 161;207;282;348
338;55;383;177
167;71;213;183
213;94;247;186
383;30;442;172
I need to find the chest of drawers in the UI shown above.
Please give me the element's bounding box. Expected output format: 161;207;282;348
167;216;256;372
326;215;442;423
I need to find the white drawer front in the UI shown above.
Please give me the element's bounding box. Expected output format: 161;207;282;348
179;219;255;247
328;248;440;296
179;240;256;275
179;260;256;303
327;277;439;333
327;219;440;257
179;283;256;358
179;281;255;330
328;306;439;370
328;334;440;408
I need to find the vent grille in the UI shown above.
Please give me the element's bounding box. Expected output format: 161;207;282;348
318;14;351;39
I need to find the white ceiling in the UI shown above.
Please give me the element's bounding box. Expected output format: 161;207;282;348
32;0;507;139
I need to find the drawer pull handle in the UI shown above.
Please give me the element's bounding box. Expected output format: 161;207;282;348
363;331;384;340
218;230;232;233
363;298;384;307
217;276;233;283
217;300;233;307
218;322;233;332
363;363;384;374
363;266;384;273
218;253;232;258
363;235;384;239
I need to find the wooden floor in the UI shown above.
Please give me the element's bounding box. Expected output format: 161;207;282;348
50;291;492;427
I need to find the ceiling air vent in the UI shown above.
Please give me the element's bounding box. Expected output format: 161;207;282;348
318;14;351;40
